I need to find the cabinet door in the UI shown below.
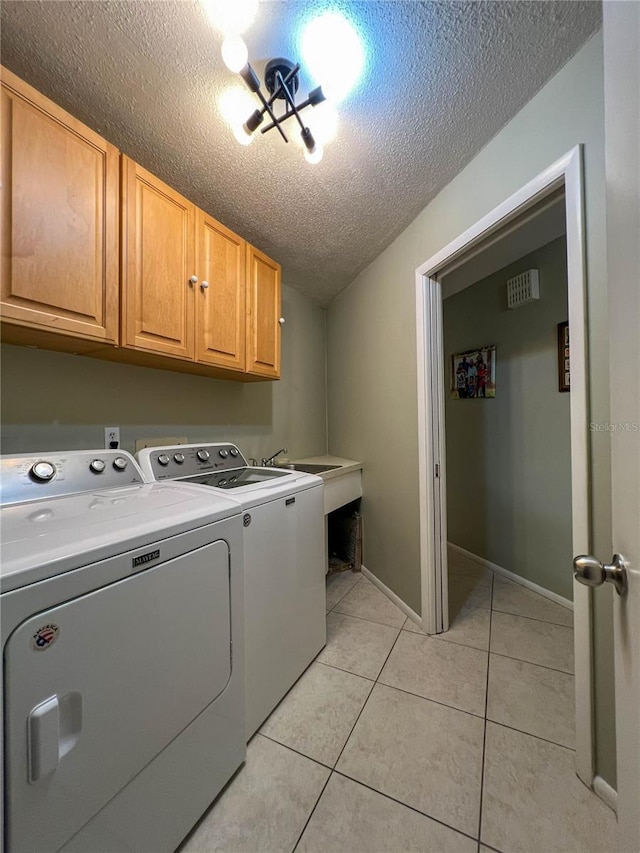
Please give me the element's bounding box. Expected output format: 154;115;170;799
121;157;195;360
246;244;281;379
0;67;119;344
195;211;245;372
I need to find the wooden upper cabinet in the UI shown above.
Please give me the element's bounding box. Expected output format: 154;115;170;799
0;67;119;344
195;211;246;372
246;244;281;379
121;156;195;360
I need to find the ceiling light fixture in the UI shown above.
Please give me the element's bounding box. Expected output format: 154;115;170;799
230;55;328;164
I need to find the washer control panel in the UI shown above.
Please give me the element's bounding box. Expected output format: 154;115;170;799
0;450;145;506
140;443;248;480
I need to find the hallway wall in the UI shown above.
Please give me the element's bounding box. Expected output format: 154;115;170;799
444;237;572;599
327;33;616;786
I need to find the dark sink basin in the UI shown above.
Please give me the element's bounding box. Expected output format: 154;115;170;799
280;463;342;474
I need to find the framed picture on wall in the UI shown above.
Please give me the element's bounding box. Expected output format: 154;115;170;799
558;321;570;392
450;346;496;399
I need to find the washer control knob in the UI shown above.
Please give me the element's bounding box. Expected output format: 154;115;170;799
174;452;185;464
219;449;229;458
197;449;210;462
157;454;170;466
30;461;56;482
218;478;227;486
90;459;106;474
229;448;239;457
113;456;128;471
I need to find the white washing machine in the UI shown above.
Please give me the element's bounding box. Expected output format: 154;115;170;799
137;443;326;738
0;449;245;853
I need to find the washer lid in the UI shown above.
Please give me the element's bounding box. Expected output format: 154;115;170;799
0;482;241;593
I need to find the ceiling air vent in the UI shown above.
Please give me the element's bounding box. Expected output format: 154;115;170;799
507;269;540;309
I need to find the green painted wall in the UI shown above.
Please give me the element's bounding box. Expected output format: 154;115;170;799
1;283;327;462
444;237;572;599
327;33;616;787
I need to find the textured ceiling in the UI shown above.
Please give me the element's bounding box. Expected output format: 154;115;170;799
0;1;600;306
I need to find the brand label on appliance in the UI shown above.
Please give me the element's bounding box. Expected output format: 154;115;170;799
31;624;60;651
285;497;296;506
132;549;160;567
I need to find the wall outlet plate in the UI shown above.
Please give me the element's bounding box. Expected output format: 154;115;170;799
104;427;120;449
134;436;188;453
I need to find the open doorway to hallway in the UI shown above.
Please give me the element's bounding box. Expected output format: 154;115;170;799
414;149;604;792
441;202;573;637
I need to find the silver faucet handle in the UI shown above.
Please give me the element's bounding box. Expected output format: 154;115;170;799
262;448;288;467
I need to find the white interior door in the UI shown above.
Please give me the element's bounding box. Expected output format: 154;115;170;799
602;2;640;847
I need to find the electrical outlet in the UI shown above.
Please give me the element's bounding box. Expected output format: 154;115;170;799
104;427;120;449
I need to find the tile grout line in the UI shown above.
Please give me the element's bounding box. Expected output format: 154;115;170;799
291;617;405;853
491;605;574;630
477;570;495;851
405;626;489;653
376;676;486;720
314;659;377;683
257;732;334;771
326;572;364;612
486;719;576;753
489;649;574;676
290;770;333;853
318;638;575;745
331;625;405;767
330;609;405;630
333;768;481;846
331;572;409;629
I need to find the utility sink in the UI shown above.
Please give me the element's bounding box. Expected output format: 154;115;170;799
280;463;342;474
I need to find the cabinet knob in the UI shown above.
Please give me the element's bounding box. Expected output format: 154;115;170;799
279;317;285;325
201;281;209;290
189;275;198;285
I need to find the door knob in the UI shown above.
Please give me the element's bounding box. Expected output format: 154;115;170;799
188;276;198;285
200;281;209;290
573;553;628;596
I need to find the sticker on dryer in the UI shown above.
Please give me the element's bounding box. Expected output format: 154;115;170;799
31;624;60;651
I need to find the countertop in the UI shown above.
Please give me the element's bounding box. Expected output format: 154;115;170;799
279;455;363;482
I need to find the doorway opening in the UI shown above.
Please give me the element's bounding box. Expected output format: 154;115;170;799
415;147;593;786
442;197;571;637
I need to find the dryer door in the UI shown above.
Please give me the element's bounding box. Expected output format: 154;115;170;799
4;538;231;853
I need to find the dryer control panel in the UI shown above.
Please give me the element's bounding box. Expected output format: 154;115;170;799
0;450;145;506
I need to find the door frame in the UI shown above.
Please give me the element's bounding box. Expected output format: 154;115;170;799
414;145;593;785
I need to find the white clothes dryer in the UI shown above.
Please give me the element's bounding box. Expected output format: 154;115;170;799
0;449;245;853
137;443;326;738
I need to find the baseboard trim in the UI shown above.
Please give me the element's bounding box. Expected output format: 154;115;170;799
593;775;618;814
361;565;423;629
447;542;574;611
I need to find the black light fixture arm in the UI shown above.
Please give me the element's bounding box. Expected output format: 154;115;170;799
240;63;288;142
238;56;326;152
275;69;307;133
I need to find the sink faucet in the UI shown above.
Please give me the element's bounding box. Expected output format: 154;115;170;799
261;447;288;467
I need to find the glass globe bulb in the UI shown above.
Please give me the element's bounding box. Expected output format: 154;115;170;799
304;145;324;165
201;0;258;36
300;12;365;104
222;35;248;73
233;125;254;146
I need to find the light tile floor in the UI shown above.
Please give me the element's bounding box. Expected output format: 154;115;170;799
181;555;620;853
